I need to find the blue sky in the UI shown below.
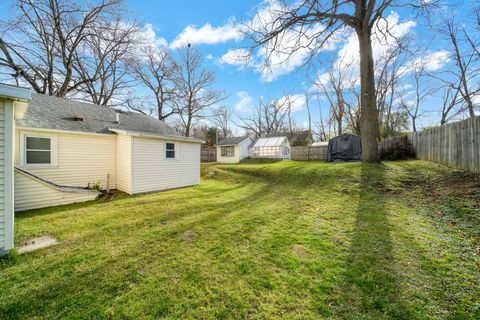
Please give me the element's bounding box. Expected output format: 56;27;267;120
1;0;476;135
123;0;479;135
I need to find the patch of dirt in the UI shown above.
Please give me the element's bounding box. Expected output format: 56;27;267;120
292;244;308;257
399;168;480;203
182;230;198;245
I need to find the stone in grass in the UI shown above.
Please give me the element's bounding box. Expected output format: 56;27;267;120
182;230;198;245
17;236;59;254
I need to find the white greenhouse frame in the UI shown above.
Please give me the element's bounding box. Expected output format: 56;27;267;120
250;136;291;159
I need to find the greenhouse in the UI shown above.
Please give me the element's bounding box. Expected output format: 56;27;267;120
250;136;291;159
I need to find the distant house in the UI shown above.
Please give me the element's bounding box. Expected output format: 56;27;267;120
250;136;291;159
216;136;253;163
13;90;203;212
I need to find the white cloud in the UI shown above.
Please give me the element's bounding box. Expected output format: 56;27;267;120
205;54;214;60
220;48;249;66
278;94;307;113
138;23;168;50
335;12;416;82
245;0;340;82
169;19;244;49
235;91;253;111
400;50;450;74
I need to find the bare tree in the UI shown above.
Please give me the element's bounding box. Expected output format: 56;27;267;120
314;60;350;136
75;18;138;106
400;60;434;132
439;13;480;118
211;105;232;139
133;48;177;120
375;40;411;137
0;0;123;97
235;97;289;137
173;45;226;137
305;92;312;137
247;0;436;162
440;84;462;125
313;93;328;141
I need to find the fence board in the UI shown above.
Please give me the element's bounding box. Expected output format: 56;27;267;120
291;146;327;161
408;116;480;173
201;145;216;162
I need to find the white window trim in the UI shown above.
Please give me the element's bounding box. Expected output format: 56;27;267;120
221;145;235;157
164;141;177;160
20;131;58;168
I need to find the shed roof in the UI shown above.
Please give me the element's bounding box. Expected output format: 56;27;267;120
16;93;200;141
252;136;289;148
216;136;251;146
312;141;329;147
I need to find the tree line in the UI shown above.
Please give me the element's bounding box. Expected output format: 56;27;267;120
0;0;225;137
1;1;479;162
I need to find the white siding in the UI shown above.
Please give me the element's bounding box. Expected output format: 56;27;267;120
14;170;98;212
15;129;116;190
0;102;6;251
239;138;252;160
132;137;200;194
116;134;132;194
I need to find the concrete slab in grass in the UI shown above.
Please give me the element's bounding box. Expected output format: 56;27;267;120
17;236;59;254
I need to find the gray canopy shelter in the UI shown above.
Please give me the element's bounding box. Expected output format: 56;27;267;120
326;133;362;162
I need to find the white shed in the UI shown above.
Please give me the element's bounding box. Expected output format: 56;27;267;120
250;136;291;159
216;136;253;163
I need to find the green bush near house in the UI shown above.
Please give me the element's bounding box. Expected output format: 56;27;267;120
1;160;479;319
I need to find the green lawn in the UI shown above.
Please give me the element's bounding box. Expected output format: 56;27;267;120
1;160;479;319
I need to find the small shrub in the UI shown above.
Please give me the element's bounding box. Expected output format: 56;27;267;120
379;136;416;161
89;181;101;191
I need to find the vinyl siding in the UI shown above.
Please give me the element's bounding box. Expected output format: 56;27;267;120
0;102;5;251
132;137;200;194
15;129;116;190
14;170;98;212
239;138;252;160
116;134;132;194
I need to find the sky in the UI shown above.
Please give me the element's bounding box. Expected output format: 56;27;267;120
126;0;315;134
1;0;477;136
122;0;478;135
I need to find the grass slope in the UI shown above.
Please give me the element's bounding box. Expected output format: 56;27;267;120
1;160;479;319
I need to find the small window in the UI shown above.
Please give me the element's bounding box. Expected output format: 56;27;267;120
221;146;234;157
166;142;176;159
26;136;51;164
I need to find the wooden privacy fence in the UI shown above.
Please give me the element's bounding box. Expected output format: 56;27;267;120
201;145;216;162
291;146;328;161
408;116;480;173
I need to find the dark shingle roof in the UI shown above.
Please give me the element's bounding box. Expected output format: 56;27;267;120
216;136;251;146
16;93;179;136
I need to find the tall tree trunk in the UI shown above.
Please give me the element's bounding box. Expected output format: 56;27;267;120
357;27;380;163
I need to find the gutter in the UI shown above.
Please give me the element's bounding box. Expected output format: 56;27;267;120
109;128;205;144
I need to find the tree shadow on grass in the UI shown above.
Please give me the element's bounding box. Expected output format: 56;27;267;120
335;163;415;319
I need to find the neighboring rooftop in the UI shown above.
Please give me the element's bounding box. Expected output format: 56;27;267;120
312;141;329;147
216;136;251;146
16;93;181;137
